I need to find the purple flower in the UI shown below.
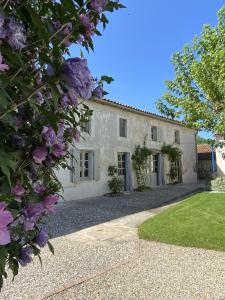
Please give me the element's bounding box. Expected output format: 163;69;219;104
0;15;6;39
0;52;9;72
22;203;44;231
92;85;104;99
18;246;33;266
68;89;78;107
60;58;93;100
0;202;13;245
59;89;78;109
35;228;48;247
53;21;72;47
42;126;57;147
52;143;66;157
35;92;44;105
7;18;26;50
33;182;46;195
43;194;59;213
79;14;95;37
90;0;108;12
59;94;70;109
32;146;48;164
12;184;26;202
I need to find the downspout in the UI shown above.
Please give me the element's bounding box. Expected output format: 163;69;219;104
195;131;198;182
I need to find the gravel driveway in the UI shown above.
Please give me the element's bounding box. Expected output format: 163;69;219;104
2;183;224;300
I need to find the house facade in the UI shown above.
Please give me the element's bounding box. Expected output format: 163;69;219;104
56;99;198;201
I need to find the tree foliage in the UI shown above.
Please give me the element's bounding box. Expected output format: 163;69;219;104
0;0;124;289
157;7;225;137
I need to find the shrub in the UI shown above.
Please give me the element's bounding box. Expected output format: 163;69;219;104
108;166;123;194
207;177;225;192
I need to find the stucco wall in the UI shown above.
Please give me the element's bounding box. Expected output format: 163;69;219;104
216;146;225;176
56;101;197;201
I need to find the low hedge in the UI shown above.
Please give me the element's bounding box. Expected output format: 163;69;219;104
207;176;225;192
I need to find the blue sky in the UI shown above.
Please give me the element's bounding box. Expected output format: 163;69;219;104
71;0;224;138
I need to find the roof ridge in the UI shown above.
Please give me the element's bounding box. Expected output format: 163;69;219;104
93;98;195;129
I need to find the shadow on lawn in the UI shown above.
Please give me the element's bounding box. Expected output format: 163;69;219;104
47;184;204;239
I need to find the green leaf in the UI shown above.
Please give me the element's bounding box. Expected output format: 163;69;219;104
47;241;54;255
100;75;114;84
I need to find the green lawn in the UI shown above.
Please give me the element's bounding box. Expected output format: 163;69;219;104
139;192;225;252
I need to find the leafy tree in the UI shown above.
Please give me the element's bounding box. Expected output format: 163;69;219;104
196;135;214;145
157;7;225;138
0;0;124;288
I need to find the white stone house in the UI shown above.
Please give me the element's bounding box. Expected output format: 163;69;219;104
57;99;198;201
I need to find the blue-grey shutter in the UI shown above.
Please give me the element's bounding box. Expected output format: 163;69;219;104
70;147;80;183
94;149;100;181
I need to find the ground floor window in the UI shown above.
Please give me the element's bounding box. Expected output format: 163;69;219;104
70;149;94;182
80;151;91;179
151;154;158;173
117;153;126;175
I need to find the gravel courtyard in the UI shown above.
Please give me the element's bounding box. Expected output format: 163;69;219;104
2;184;225;300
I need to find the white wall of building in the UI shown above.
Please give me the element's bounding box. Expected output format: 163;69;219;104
216;145;225;176
56;100;197;201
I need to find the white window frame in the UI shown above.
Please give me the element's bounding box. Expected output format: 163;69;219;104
151;154;158;173
79;151;93;180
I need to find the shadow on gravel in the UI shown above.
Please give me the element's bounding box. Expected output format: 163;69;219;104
47;184;204;239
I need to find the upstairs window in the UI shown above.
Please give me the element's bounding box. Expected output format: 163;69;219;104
175;130;180;144
151;126;158;141
81;117;91;134
119;118;127;138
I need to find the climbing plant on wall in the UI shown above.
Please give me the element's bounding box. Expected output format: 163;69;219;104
0;0;124;288
131;138;152;191
161;144;182;184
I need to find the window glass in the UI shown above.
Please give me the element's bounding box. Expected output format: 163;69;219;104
119;118;127;137
151;126;157;141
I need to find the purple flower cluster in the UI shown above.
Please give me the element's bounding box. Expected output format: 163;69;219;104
0;202;13;245
18;247;33;266
0;15;26;50
90;0;108;13
61;58;93;100
59;89;78;109
32;146;48;164
53;21;72;47
22;193;59;231
12;184;26;202
35;228;48;247
79;14;95;37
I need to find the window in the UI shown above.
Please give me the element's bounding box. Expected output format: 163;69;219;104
151;126;158;141
119;118;127;138
117;153;126;175
81;117;91;134
175;130;180;144
151;154;158;173
80;151;91;179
